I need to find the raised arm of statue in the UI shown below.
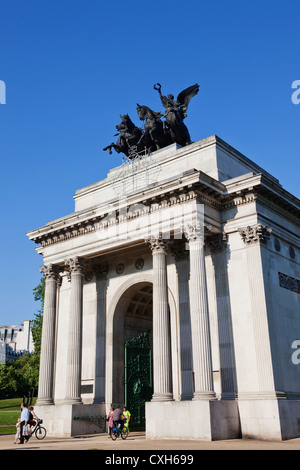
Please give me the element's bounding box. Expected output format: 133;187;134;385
154;83;169;109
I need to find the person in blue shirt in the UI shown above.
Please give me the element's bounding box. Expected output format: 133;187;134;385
19;403;30;444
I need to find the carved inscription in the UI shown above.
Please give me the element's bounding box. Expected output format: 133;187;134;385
278;272;300;294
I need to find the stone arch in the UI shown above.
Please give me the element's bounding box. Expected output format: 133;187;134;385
105;273;179;408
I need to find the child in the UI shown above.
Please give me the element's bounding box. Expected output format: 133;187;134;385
14;418;21;444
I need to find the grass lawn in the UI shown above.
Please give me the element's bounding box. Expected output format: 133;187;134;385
0;398;37;435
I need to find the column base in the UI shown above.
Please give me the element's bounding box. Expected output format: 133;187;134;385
35;398;54;406
193;391;217;400
151;392;174;402
63;398;83;405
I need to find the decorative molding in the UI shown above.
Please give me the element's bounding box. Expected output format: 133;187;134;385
289;246;296;259
135;258;144;270
274;238;281;252
238;224;272;245
116;263;124;274
278;272;300;294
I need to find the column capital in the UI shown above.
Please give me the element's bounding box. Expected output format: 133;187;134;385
183;223;206;243
85;262;109;282
40;264;61;282
238;224;272;245
170;245;189;263
145;233;169;254
64;256;85;276
206;232;228;253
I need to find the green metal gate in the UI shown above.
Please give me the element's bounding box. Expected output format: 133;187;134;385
124;331;152;430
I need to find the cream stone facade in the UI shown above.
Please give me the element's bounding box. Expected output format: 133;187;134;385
27;135;300;440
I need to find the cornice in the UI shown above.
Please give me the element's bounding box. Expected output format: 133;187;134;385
27;168;300;250
27;170;225;248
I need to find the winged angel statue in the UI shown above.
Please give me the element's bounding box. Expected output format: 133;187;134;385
154;83;199;147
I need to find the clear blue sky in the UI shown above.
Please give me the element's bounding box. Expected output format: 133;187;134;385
0;0;299;325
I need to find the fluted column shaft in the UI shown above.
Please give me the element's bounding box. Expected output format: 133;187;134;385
147;236;173;401
185;225;216;400
64;257;84;404
36;265;60;405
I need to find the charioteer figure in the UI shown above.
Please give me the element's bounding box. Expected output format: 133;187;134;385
153;83;199;147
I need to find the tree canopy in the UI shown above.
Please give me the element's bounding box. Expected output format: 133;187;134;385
0;277;44;399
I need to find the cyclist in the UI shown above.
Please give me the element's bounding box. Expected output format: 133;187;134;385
113;405;124;431
28;406;39;432
122;407;131;435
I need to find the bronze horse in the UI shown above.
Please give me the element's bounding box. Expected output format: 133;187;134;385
103;114;143;158
136;104;173;152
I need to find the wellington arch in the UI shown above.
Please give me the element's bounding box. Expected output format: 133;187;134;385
27;135;300;440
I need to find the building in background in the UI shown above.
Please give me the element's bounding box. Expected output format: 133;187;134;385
0;320;34;363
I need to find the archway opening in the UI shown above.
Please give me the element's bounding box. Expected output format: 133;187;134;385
112;282;153;429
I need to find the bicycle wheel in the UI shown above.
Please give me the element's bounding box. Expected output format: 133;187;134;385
35;426;47;440
111;430;117;441
121;428;128;440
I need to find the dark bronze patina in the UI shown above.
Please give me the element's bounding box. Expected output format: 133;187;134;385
103;83;199;158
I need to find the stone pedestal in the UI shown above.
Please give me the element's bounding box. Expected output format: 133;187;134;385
237;398;300;440
34;403;106;437
146;400;240;440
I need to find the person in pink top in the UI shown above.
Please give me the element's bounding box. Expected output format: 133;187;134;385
108;407;114;438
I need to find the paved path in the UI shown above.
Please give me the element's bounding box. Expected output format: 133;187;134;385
1;431;300;451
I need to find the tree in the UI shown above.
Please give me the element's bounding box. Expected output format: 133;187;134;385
0;278;45;399
31;276;45;356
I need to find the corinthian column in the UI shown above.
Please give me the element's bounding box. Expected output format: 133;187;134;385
238;224;275;396
36;264;60;405
64;257;84;404
146;235;173;401
184;224;216;400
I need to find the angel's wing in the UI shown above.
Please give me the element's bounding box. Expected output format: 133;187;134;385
176;84;199;113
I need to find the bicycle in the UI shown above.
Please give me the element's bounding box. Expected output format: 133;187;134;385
22;419;47;442
111;421;128;441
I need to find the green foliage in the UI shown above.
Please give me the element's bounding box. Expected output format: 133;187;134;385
0;277;45;399
0;354;38;399
31;276;45;356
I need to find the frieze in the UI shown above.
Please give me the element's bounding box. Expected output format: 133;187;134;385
31;186;222;249
278;272;300;294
